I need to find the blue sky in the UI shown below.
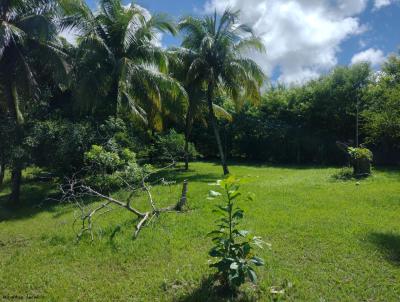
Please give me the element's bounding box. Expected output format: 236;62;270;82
83;0;400;84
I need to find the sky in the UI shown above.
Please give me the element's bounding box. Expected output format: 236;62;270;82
80;0;400;85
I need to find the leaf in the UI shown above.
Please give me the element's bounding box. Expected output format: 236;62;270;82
232;209;244;219
213;103;233;121
217;205;229;212
248;268;257;284
250;256;265;266
230;262;239;270
229;191;241;200
209;248;222;257
222;175;237;185
238;230;249;237
243;243;251;256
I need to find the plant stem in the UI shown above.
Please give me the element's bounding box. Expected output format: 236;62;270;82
226;185;233;244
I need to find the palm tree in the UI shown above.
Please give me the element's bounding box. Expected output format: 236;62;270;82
168;47;232;170
0;0;68;203
60;0;187;128
179;10;266;175
167;47;203;169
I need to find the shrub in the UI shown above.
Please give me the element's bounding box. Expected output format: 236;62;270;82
83;145;152;191
207;176;266;294
332;167;354;180
84;145;122;172
347;147;373;176
347;147;373;161
150;130;199;163
26;119;95;176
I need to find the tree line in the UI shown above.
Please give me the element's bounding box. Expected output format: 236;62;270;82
194;60;400;165
1;0;399;204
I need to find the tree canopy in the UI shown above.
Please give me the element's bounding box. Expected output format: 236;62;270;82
0;0;400;203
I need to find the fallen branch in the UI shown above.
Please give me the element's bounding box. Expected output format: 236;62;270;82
60;171;188;240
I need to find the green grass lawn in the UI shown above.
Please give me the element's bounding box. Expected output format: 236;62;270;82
1;162;400;301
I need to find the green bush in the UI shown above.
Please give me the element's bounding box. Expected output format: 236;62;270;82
347;147;373;161
347;147;373;176
26;119;95;176
207;176;266;294
84;145;152;191
151;130;199;163
84;145;122;172
332;167;354;180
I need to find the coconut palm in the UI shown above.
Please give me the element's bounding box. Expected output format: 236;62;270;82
178;9;266;175
167;47;203;169
0;0;68;203
60;0;187;128
168;47;232;170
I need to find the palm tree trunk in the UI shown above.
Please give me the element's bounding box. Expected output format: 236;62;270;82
184;107;193;171
207;84;229;175
10;164;22;203
5;81;23;204
184;137;189;170
0;160;5;188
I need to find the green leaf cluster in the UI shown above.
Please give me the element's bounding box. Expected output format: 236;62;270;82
207;176;266;293
347;147;373;161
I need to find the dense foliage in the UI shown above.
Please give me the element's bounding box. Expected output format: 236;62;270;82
193;63;400;165
150;129;199;163
0;0;400;204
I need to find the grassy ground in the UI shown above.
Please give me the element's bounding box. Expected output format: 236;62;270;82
0;162;400;301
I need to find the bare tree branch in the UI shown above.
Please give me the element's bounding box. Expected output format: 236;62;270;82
60;162;188;240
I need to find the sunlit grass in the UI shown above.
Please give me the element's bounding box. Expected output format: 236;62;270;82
0;162;399;301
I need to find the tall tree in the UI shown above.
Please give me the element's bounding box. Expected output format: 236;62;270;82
362;54;400;163
60;0;187;128
167;48;204;169
0;0;68;203
168;47;234;170
179;10;265;174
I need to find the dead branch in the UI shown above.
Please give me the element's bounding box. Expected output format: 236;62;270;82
60;165;188;240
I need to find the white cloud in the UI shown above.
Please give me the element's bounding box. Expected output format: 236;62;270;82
351;48;386;66
205;0;368;84
373;0;395;9
358;39;367;48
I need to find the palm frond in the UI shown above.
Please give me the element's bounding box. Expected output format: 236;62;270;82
213;103;232;122
235;36;266;53
18;14;57;42
148;13;176;36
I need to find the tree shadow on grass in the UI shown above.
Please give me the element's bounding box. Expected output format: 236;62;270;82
368;232;400;265
155;167;221;184
0;180;62;222
176;277;257;302
224;160;337;170
373;167;400;181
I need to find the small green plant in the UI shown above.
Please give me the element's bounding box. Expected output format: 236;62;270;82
347;147;373;176
347;147;373;161
207;176;266;294
332;167;354;180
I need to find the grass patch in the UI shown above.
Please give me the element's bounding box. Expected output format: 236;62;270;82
0;162;400;301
